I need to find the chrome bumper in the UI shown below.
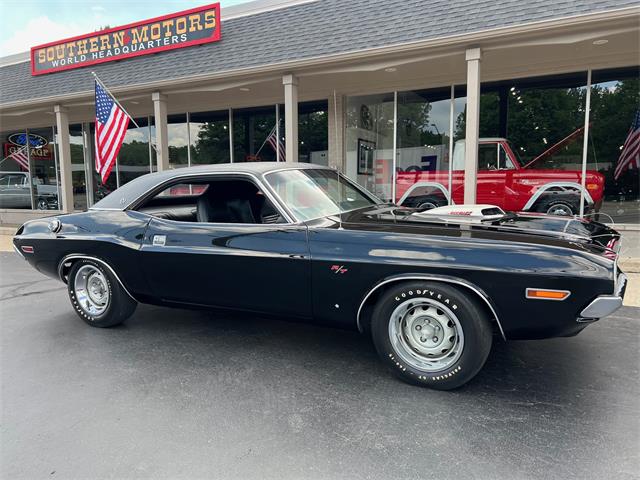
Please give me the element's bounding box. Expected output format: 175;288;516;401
579;273;627;319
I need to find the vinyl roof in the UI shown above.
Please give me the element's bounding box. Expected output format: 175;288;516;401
0;0;636;106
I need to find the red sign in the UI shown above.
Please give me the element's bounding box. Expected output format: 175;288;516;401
31;3;221;76
3;143;52;160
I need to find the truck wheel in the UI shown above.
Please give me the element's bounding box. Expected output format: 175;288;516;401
67;259;137;328
403;195;447;211
543;200;577;216
371;281;492;390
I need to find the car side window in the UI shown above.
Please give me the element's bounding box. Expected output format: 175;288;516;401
5;174;25;187
478;144;515;171
478;144;498;171
136;178;286;225
498;145;515;170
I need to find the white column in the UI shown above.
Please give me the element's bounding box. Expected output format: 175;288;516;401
228;108;234;163
152;92;169;171
327;92;344;170
54;105;74;213
579;69;592;217
464;47;482;204
283;74;299;162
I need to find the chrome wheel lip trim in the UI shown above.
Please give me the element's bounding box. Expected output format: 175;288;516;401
356;274;506;340
57;254;137;303
389;297;464;373
74;265;110;316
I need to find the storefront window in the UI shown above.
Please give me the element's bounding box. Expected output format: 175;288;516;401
345;93;395;202
480;73;588;168
233;106;278;162
189;110;230;164
0;127;60;211
118;117;152;186
69;124;87;210
347;88;466;205
588;67;640;223
394;88;457;207
168;114;189;169
476;72;590;216
299;101;328;165
29;127;60;211
0;129;34;210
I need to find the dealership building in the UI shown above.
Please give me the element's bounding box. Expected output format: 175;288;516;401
0;0;638;225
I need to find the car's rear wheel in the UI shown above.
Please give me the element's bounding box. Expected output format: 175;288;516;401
68;259;137;327
371;282;492;390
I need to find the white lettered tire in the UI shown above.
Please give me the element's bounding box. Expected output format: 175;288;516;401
68;259;137;328
371;281;492;390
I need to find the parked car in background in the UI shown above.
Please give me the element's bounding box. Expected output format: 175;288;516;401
0;171;59;210
13;163;625;390
397;137;605;216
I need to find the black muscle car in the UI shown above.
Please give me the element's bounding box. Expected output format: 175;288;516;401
13;163;627;389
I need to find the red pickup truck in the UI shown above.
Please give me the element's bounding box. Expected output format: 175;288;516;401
396;138;604;216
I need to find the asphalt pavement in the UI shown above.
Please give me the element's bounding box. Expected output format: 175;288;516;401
1;252;639;480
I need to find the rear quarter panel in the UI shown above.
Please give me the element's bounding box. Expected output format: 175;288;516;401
13;210;151;298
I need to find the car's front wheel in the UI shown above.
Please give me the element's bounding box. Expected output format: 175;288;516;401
67;259;137;327
371;281;492;390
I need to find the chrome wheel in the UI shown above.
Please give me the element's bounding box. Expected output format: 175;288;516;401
388;298;464;373
73;265;110;316
546;203;573;216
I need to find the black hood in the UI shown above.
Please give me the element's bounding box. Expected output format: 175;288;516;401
310;206;620;259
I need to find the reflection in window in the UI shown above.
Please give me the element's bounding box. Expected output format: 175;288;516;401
69;124;87;210
479;72;588;169
345;93;395;202
299;101;328;164
397;88;451;174
29;127;60;210
118;117;152;186
189;110;230;164
168;114;188;168
0;130;33;209
588;67;640;223
233;106;278;162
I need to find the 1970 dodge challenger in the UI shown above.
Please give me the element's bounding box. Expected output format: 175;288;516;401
13;163;627;389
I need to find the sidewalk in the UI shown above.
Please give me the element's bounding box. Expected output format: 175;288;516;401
1;226;638;306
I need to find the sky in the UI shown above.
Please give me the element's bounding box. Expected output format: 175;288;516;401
0;0;251;56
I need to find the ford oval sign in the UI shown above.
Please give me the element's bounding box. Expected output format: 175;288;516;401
8;132;48;148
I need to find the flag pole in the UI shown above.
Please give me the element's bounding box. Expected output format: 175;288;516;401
91;72;159;155
255;124;277;157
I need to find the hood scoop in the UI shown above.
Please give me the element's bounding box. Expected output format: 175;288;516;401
413;204;507;224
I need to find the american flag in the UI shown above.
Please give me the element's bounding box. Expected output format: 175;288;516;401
8;146;29;170
614;110;640;180
266;125;286;161
95;80;130;183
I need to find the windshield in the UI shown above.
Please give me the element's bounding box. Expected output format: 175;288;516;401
265;168;378;221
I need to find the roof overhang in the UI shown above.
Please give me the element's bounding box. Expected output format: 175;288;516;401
0;5;637;115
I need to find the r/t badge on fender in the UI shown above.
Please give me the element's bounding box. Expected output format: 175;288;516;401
330;265;348;274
